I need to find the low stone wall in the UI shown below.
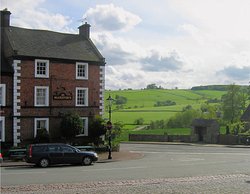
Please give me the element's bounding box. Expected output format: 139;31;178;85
218;134;239;145
129;134;246;145
129;134;190;143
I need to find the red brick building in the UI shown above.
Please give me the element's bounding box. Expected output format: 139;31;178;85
0;10;105;147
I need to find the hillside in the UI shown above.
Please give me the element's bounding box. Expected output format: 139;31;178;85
104;89;226;125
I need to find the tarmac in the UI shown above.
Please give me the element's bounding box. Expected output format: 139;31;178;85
0;150;144;167
1;141;249;167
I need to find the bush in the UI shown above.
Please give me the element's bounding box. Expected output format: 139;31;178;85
34;128;50;143
134;118;144;125
154;100;176;107
61;112;83;141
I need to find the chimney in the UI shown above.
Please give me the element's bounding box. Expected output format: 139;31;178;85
78;22;91;39
1;9;11;27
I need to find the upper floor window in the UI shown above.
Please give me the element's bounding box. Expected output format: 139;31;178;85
35;86;49;106
35;59;49;78
0;84;6;106
0;117;5;142
76;62;88;79
76;87;88;106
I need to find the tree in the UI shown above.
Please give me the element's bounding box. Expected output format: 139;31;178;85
221;84;247;123
88;116;107;145
34;128;50;143
61;112;83;141
146;83;158;89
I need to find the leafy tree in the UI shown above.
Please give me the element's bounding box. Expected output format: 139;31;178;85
115;95;127;105
88;116;107;145
146;83;158;89
167;109;201;128
61;112;83;141
34;128;50;143
200;104;218;119
134;118;144;125
221;84;247;123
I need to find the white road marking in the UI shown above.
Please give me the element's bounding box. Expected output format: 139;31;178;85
82;166;147;172
130;151;250;156
2;171;47;175
179;158;205;162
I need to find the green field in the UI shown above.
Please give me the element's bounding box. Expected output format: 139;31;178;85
104;89;226;125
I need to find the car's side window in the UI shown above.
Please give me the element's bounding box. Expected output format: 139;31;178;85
33;146;47;152
61;146;74;153
48;145;61;153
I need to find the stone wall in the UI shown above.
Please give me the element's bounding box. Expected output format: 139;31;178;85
129;134;190;143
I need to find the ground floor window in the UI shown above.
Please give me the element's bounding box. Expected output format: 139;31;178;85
34;118;49;137
79;117;88;136
0;117;5;142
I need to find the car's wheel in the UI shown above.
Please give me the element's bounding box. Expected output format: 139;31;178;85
39;158;49;168
82;156;92;166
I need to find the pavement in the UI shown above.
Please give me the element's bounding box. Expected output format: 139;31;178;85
0;150;144;167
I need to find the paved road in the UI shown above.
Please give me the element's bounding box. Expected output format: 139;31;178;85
1;143;250;193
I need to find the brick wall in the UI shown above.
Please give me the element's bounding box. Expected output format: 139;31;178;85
17;59;103;142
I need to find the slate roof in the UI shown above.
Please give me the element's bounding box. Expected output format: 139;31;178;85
192;119;219;127
241;105;250;121
3;26;105;64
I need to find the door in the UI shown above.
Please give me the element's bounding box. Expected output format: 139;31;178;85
61;145;81;164
48;145;64;164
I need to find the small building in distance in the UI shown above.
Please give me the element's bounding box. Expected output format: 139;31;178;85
241;104;250;131
191;119;219;144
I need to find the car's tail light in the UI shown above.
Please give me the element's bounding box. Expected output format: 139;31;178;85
0;153;2;158
29;145;32;158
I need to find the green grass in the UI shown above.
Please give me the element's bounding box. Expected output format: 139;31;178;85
104;89;226;125
104;89;228;141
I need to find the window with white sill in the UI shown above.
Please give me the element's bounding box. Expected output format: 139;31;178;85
35;86;49;106
76;87;88;106
35;59;49;78
34;118;49;138
0;84;6;106
76;62;88;79
0;117;5;142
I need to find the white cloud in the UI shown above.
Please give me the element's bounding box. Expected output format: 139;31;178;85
140;50;184;72
92;31;145;65
2;0;249;89
84;4;142;32
1;0;73;32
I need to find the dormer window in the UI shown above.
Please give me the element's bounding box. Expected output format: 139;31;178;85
35;59;49;78
76;62;88;79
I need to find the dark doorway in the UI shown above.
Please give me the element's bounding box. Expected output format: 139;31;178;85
195;127;207;142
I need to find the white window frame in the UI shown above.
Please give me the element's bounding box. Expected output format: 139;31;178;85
34;118;49;137
76;87;88;106
79;117;88;136
35;59;49;78
0;84;6;106
0;117;5;142
34;86;49;106
76;62;88;80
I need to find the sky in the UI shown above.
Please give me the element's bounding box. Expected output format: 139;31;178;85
1;0;250;90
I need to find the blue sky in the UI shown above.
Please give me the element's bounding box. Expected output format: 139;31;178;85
1;0;250;89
